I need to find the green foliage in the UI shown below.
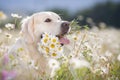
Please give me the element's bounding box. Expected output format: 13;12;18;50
75;2;120;28
55;65;107;80
49;2;120;28
110;61;120;80
54;64;74;80
70;19;81;32
0;17;21;29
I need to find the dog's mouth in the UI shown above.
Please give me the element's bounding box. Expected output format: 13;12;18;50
56;33;70;45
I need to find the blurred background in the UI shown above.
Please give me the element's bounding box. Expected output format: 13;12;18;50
0;0;120;28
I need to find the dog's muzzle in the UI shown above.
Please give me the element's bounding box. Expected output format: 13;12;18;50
61;21;70;35
41;21;70;45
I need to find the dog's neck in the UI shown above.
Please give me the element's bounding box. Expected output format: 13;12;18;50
25;39;40;58
19;36;37;49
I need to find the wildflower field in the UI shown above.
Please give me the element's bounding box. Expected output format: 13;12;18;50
0;12;120;80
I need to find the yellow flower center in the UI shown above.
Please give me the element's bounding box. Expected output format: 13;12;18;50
56;42;60;45
73;37;78;41
45;34;48;37
76;31;80;34
52;38;57;43
52;53;57;57
50;44;55;48
41;45;44;49
43;38;48;43
0;12;4;17
17;47;24;52
58;47;62;51
45;47;49;53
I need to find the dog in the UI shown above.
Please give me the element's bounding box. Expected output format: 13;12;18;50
8;11;70;79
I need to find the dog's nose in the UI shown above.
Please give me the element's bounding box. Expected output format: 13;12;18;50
61;22;70;28
61;22;70;34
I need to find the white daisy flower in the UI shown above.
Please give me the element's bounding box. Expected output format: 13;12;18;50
105;51;112;57
69;58;90;69
48;58;60;78
5;23;15;30
38;44;50;56
117;54;120;61
100;66;109;74
41;37;50;46
11;59;18;67
72;35;78;41
11;13;22;18
42;32;49;38
48;58;60;69
0;11;7;20
100;56;108;62
51;52;58;58
43;47;50;57
57;46;63;53
49;43;56;49
5;33;12;39
51;37;59;44
28;60;35;68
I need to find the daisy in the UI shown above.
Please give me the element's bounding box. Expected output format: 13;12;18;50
1;70;16;80
51;52;58;58
17;47;24;53
27;59;39;70
11;13;22;18
42;32;49;37
5;33;12;39
48;58;60;69
100;66;109;74
72;35;78;41
44;47;50;55
69;58;90;69
117;54;120;61
49;43;56;49
0;11;7;20
50;48;63;59
51;37;58;43
5;23;15;30
57;47;63;52
28;60;35;68
48;58;60;77
41;37;50;46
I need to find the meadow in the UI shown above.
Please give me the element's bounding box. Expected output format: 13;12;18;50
0;12;120;80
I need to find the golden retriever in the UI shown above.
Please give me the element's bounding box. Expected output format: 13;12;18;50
8;11;70;79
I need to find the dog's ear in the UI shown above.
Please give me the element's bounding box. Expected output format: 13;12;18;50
20;16;35;44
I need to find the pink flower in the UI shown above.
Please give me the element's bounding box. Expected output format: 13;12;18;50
1;70;16;80
3;54;9;65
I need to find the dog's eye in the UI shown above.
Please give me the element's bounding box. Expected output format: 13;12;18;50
45;18;52;22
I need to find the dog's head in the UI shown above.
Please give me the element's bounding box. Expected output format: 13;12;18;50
20;12;70;44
